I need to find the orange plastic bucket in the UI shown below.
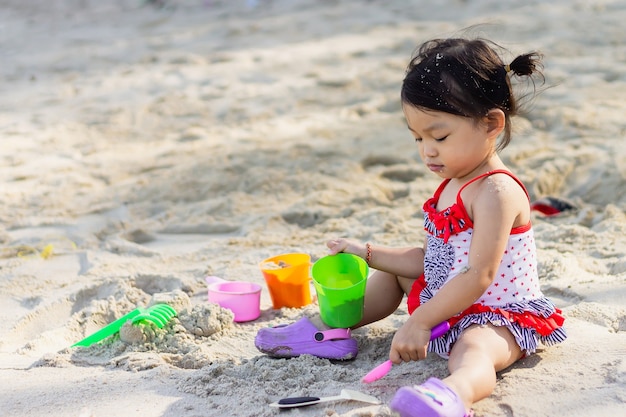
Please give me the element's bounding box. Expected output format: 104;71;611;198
260;253;312;309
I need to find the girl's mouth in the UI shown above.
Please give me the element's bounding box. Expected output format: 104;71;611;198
427;164;444;172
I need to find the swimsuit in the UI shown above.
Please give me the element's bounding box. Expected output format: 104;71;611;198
407;170;567;356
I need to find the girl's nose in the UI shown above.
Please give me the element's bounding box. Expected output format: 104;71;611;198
422;143;437;158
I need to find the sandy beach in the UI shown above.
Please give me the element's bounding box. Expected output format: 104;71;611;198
1;1;625;416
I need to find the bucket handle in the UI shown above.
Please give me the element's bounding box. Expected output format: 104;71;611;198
205;276;226;285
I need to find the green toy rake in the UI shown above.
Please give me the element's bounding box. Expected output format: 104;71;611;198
72;304;177;347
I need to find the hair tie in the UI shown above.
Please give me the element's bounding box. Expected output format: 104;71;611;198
504;64;511;73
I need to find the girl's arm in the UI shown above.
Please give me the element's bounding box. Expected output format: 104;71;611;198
327;239;425;279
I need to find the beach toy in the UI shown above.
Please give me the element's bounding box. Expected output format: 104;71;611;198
72;304;177;347
530;196;577;216
311;253;368;328
362;321;451;383
206;276;262;322
270;389;381;409
260;253;312;309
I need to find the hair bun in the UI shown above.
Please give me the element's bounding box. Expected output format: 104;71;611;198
508;52;543;77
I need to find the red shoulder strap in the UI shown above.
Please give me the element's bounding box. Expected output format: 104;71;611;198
432;178;451;201
456;169;530;204
453;170;532;232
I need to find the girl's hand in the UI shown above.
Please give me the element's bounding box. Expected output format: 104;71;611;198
389;319;432;363
326;238;366;259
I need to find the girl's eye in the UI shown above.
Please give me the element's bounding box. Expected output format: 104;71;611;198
413;135;448;143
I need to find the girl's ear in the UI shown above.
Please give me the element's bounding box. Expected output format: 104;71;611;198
484;109;505;137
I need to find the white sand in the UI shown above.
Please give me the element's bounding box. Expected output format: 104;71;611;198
1;1;625;416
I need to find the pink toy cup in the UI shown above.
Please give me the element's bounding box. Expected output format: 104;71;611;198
206;276;262;322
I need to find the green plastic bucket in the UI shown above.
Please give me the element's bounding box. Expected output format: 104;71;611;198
311;253;369;328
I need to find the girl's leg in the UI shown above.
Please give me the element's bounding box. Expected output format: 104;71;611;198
443;324;524;410
353;270;412;328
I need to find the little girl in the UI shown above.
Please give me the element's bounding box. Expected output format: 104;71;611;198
327;37;567;417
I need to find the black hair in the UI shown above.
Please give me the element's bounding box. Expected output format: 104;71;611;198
401;38;544;151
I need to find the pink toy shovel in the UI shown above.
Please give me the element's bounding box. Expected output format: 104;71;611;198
362;321;450;383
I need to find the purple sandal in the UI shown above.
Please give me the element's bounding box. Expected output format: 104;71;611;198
391;377;473;417
254;317;358;360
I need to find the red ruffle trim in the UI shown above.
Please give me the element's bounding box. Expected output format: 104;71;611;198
423;199;470;243
407;275;565;337
448;304;565;336
407;274;427;315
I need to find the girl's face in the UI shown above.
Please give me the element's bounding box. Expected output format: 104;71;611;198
402;105;497;181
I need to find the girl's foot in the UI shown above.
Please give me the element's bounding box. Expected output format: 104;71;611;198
390;377;472;417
